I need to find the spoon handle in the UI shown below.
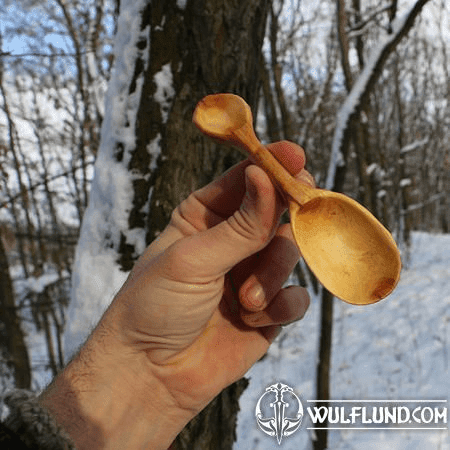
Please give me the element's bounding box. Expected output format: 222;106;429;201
232;123;317;205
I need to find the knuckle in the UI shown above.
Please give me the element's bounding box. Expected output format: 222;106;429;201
228;209;271;247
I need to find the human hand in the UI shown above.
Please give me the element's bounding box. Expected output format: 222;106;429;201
40;141;314;450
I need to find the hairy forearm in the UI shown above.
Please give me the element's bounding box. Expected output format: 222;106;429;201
39;328;191;449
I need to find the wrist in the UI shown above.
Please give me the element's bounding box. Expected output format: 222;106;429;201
39;326;193;449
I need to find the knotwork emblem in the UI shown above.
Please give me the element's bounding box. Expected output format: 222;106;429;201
255;382;303;445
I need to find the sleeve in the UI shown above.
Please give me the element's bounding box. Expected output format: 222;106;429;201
1;389;76;450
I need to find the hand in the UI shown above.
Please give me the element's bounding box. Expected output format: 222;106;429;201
40;141;313;449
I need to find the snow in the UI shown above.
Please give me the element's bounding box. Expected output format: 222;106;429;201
366;163;379;176
400;138;429;155
400;178;412;188
377;189;387;199
235;232;450;450
65;0;151;360
147;133;162;170
153;63;175;123
15;271;65;296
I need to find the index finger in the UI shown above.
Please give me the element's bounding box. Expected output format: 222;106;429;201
195;141;307;218
266;141;307;176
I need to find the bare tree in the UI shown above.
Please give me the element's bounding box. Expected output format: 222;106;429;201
0;0;114;384
314;1;433;449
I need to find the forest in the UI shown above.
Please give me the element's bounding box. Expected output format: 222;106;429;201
0;0;448;448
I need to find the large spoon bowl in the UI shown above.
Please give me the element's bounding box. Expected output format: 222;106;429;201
193;93;401;305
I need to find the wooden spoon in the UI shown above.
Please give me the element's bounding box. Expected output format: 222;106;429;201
193;93;401;305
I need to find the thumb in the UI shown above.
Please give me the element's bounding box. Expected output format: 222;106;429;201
162;165;281;281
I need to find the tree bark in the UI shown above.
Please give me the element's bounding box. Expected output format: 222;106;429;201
113;1;270;448
313;288;334;450
0;230;31;389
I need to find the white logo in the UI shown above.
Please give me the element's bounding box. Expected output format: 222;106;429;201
255;382;303;445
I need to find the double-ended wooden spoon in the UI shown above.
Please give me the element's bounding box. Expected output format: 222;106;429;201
193;93;401;305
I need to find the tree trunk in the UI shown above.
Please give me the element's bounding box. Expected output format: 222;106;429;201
173;378;249;450
0;230;31;389
313;288;334;450
113;0;270;448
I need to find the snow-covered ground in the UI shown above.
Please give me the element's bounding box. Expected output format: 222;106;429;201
235;231;450;450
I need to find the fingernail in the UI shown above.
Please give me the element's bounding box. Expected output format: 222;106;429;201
248;283;265;308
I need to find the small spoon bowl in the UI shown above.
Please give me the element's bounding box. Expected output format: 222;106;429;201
193;93;401;305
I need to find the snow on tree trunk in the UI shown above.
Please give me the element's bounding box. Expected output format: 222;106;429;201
325;0;433;191
66;0;151;358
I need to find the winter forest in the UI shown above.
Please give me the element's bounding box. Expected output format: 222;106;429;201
0;0;449;449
